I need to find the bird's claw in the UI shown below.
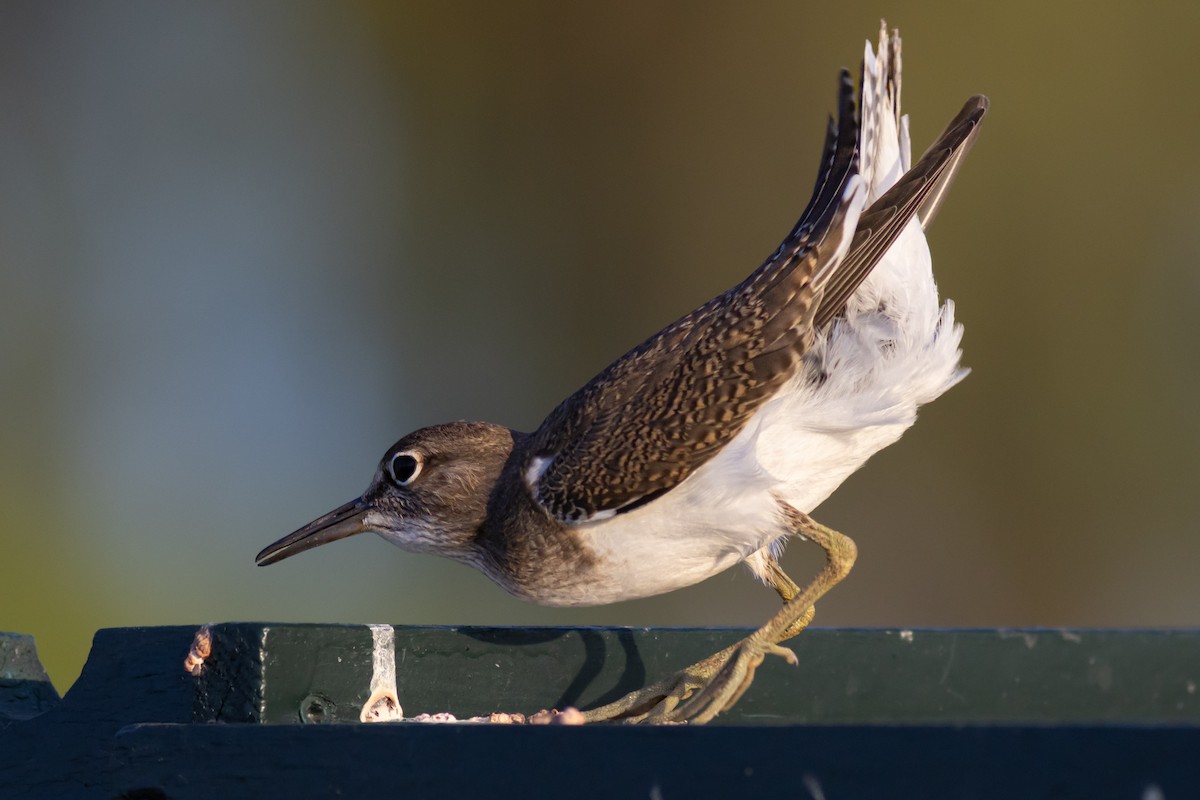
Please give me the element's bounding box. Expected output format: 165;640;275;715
580;638;797;725
667;639;796;725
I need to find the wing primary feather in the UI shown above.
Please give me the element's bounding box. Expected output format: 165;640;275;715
813;94;987;330
780;70;859;247
917;95;989;227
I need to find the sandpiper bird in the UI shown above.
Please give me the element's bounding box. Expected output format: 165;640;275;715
257;25;987;724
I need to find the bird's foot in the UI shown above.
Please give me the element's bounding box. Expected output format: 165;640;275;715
580;637;797;725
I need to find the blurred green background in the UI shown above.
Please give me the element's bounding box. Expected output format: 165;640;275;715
3;2;1199;693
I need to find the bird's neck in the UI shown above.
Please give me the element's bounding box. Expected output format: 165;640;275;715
465;433;602;602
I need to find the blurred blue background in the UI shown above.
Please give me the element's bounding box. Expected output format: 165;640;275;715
3;2;1199;692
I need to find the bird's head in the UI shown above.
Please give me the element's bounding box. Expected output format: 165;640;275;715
256;421;518;567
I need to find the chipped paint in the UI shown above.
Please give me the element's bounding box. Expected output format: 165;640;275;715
360;624;403;722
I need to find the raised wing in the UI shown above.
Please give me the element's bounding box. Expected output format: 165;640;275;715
526;71;987;525
525;72;865;523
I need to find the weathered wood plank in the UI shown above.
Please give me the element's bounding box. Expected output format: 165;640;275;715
0;632;60;725
3;624;1200;799
0;626;198;799
197;624;1200;724
113;721;1197;800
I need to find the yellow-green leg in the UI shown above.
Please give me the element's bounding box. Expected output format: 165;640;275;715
761;551;817;640
581;499;856;724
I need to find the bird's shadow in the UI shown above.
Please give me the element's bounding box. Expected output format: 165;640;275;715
457;627;646;711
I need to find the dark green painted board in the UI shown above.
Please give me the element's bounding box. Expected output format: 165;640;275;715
0;626;197;799
0;632;59;725
113;722;1197;800
197;624;1200;725
3;624;1200;799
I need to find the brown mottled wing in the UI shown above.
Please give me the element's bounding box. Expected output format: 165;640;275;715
814;95;988;329
526;73;863;524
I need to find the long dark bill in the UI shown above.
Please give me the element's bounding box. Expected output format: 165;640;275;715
256;497;369;566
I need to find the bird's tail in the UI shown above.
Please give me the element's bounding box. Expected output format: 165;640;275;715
813;25;987;330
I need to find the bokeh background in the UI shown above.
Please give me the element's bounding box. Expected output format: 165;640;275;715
3;2;1198;693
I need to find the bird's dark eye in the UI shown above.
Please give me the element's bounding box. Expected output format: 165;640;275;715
387;452;422;485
